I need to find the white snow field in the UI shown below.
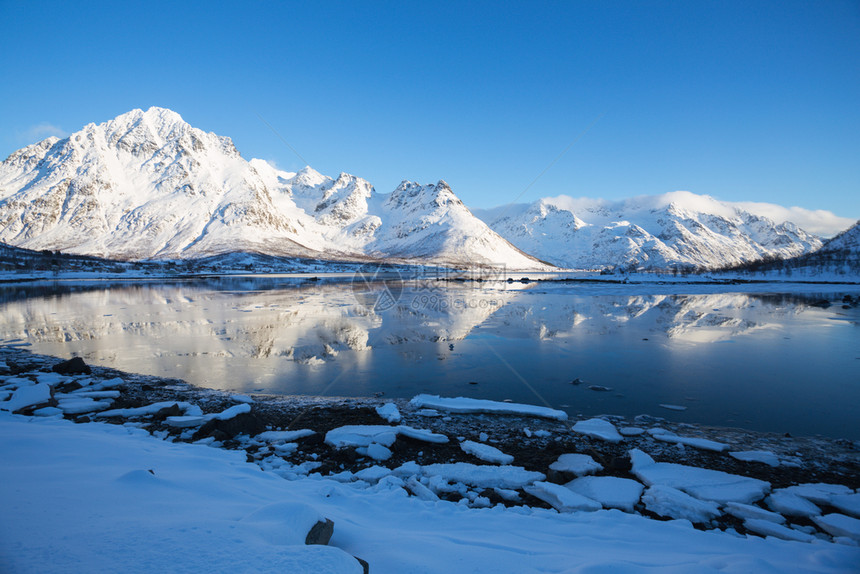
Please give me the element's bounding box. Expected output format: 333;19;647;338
2;412;859;573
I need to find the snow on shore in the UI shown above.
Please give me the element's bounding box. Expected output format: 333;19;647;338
3;412;859;573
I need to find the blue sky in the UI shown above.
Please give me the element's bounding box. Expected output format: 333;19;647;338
1;0;858;222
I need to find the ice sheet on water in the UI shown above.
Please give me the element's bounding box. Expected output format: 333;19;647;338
409;394;568;420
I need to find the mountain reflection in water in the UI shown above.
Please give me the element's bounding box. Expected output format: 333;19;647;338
1;278;858;439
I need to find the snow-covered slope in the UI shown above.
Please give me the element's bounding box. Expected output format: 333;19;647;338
0;108;548;270
476;192;824;271
819;221;860;254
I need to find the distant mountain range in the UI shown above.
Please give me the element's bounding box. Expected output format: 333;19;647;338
473;194;823;271
0;107;852;271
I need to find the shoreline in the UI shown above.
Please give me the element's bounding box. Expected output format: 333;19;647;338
3;345;858;500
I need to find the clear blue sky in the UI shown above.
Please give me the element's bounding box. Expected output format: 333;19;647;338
1;0;858;219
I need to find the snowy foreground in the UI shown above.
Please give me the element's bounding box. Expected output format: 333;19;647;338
2;355;860;573
2;413;858;574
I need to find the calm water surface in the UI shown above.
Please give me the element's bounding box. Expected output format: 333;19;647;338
1;277;858;439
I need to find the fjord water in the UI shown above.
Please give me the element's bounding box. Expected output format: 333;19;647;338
1;277;858;439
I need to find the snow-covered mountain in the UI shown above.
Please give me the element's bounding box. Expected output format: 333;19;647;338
475;193;824;270
0;107;548;270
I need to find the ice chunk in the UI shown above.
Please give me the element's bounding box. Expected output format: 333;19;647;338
549;453;603;476
272;443;298;455
366;443;393;461
325;425;398;448
392;461;421;477
376;403;401;423
724;502;786;524
571;418;623;443
96;401;199;418
32;406;63;417
652;432;728;452
460;440;514;465
35;372;68;387
730;450;780;467
629;449;770;504
565;476;644;512
524;481;601;513
784;483;853;506
405;477;438;501
88;377;125;390
766;490;821;518
1;383;52;413
57;398;113;414
354;465;391;483
642;485;721;523
409;394;568;421
658;404;687;411
813;513;860;542
493;488;521;502
206;403;251;421
63;390;121;399
256;429;315;442
420;463;544;489
396;425;448;444
831;493;860;518
743;519;816;542
618;427;645;436
165;415;207;428
231;394;254;404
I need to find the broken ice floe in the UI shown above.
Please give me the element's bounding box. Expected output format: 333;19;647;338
571;418;623;443
409;394;568;421
565;476;644;512
642;484;722;523
648;427;728;452
729;450;781;467
460;440;514;465
524;481;602;513
630;449;770;505
548;453;603;477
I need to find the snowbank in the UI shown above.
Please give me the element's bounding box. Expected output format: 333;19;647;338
2;413;859;573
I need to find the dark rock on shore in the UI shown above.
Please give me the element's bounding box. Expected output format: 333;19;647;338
192;411;266;441
305;518;335;545
52;357;92;375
